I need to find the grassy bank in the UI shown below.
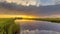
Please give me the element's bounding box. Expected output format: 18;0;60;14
33;18;60;23
0;18;20;34
22;18;60;23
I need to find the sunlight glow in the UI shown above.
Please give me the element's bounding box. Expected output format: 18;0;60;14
0;15;39;22
15;19;35;22
0;15;37;18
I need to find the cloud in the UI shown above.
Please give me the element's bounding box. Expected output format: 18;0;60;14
5;0;57;6
1;0;60;6
0;0;60;17
54;0;60;5
4;0;40;7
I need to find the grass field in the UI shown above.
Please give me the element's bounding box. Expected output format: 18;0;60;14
32;18;60;23
0;18;20;34
23;18;60;23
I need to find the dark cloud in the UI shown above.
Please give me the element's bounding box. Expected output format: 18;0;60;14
0;2;60;16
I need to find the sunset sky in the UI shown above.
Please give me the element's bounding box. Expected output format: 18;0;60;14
0;0;60;18
0;0;57;6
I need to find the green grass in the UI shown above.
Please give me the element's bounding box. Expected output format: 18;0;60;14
33;18;60;23
0;18;20;34
22;18;60;23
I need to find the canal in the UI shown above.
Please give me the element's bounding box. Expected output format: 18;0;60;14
15;20;60;34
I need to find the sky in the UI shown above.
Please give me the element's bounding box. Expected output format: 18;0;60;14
0;0;58;6
40;0;55;5
0;0;60;18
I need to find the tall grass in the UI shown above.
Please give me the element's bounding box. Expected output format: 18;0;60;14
34;18;60;23
0;18;20;34
23;18;60;23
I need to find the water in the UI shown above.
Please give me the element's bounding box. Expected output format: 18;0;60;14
16;20;60;34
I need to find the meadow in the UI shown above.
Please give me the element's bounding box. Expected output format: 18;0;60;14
0;18;20;34
33;18;60;23
23;18;60;23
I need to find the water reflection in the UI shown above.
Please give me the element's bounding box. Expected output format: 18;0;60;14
16;20;60;34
